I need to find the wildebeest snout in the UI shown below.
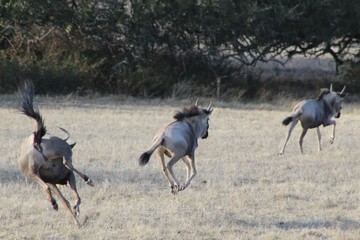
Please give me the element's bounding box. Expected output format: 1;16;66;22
202;131;209;139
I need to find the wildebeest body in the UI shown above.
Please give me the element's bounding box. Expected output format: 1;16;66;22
139;102;213;194
280;85;346;155
17;81;94;227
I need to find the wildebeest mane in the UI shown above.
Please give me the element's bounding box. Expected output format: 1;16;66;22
173;104;202;120
317;88;330;100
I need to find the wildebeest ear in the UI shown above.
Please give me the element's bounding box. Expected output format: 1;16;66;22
69;143;76;149
203;106;214;115
204;107;213;115
339;93;347;99
204;109;212;115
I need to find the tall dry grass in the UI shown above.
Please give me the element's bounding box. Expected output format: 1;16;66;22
1;95;360;239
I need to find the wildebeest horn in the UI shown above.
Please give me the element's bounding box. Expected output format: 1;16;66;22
340;86;346;95
330;84;333;92
195;99;199;106
207;101;213;112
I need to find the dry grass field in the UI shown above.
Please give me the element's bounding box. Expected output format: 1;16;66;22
1;95;360;239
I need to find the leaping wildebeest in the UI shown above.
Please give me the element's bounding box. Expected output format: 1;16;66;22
18;81;94;226
139;101;213;194
280;84;346;155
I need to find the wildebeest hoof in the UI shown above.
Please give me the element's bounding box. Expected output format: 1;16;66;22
86;179;94;187
74;219;81;227
178;185;186;191
329;138;334;144
52;202;58;211
171;185;179;195
73;206;80;216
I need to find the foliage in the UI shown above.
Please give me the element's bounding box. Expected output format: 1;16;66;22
339;60;360;93
0;0;359;96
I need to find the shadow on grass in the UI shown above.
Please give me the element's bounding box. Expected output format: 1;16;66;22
0;167;23;184
84;168;166;188
276;218;360;230
0;165;165;192
231;217;360;231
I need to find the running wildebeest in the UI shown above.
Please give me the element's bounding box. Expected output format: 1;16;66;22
280;84;346;155
139;101;213;194
18;81;94;226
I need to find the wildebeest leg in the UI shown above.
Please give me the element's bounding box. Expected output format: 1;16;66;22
62;157;94;187
181;156;191;182
299;128;308;154
156;149;177;191
280;120;298;155
330;122;336;144
167;156;182;194
32;174;58;211
68;173;81;216
179;155;197;191
48;183;80;227
323;119;336;144
316;127;322;151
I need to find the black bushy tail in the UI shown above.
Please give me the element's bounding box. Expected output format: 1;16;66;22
139;151;152;166
139;135;164;166
18;81;46;145
282;116;293;126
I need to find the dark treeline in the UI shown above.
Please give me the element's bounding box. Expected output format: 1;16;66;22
1;0;360;97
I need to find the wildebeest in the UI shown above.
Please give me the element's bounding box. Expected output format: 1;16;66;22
18;81;94;226
139;101;213;194
280;85;346;155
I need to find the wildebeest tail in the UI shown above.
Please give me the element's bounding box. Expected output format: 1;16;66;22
139;135;164;166
18;81;46;145
139;151;152;166
282;116;293;126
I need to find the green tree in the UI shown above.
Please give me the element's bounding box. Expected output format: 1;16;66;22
1;0;359;95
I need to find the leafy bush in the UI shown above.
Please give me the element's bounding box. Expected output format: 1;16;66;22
1;0;360;97
338;61;360;93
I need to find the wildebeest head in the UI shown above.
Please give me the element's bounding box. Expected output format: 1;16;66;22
320;84;346;118
199;102;213;139
173;101;213;139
